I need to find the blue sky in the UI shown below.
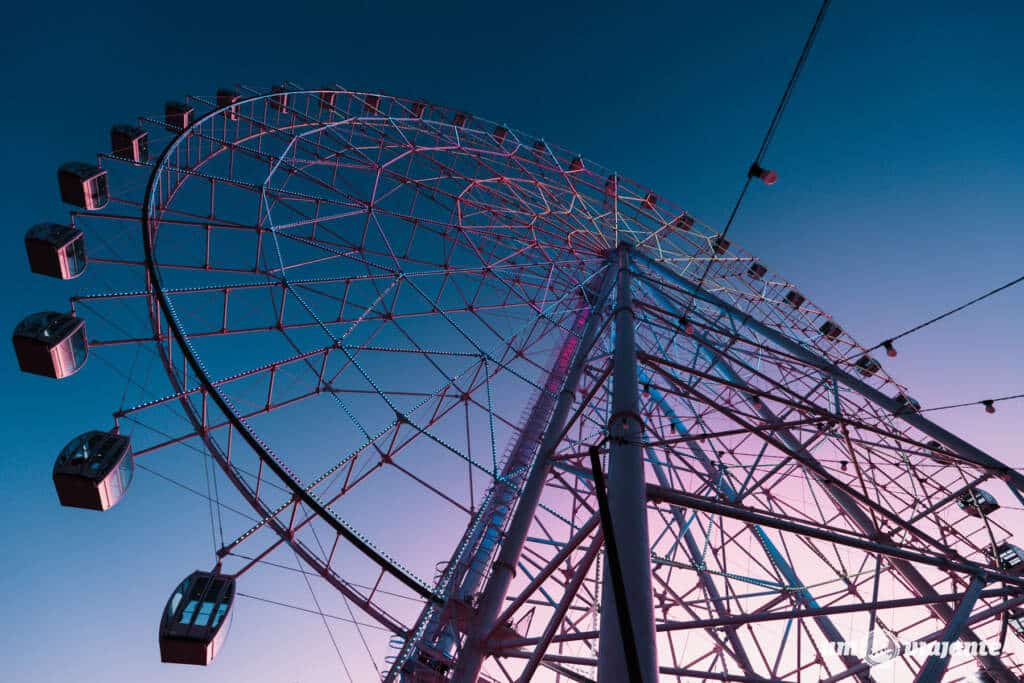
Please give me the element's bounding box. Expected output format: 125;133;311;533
2;1;1023;681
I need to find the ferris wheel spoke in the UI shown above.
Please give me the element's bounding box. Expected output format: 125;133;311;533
649;362;968;559
172;104;380;200
647;486;1024;587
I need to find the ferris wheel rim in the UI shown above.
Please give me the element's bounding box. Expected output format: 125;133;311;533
140;89;446;603
133;85;918;613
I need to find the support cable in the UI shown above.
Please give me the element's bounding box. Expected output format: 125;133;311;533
587;442;644;683
866;272;1024;357
683;0;832;323
916;391;1024;414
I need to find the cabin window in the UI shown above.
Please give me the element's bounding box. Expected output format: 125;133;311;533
72;328;88;367
181;600;199;625
212;603;229;628
67;237;86;276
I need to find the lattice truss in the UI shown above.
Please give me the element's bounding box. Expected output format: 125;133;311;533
49;86;1024;682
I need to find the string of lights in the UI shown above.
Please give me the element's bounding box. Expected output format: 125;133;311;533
917;391;1024;415
867;272;1024;358
681;0;832;325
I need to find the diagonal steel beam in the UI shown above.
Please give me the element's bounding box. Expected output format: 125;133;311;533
914;576;986;683
450;256;619;682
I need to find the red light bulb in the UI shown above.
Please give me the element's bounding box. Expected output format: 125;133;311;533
748;162;778;186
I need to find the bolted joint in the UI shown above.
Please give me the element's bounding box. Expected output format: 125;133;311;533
608;409;645;437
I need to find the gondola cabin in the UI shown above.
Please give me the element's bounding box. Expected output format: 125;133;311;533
995;543;1024;574
747;261;767;280
675;214;695;231
1009;611;1024;642
364;94;381;114
217;88;240;120
604;174;618;198
411;102;426;119
642;192;658;209
855;355;881;378
25;223;86;279
784;290;805;308
160;571;236;665
893;393;921;413
57;162;108;210
319;89;338;111
110;124;149;164
12;312;87;378
819;320;843;340
53;431;132;511
957;488;999;517
569;156;584;172
453;112;468;127
925;439;955;466
164;101;194;131
492;125;508;144
270;84;290;112
713;236;730;255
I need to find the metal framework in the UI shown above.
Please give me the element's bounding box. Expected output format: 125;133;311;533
21;85;1024;682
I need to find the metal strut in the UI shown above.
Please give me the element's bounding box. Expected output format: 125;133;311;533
413;288;600;666
638;253;1021;683
598;242;659;682
450;259;619;682
638;284;873;680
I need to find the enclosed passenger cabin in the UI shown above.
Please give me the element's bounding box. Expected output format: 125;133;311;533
994;543;1024;573
713;236;730;255
855;355;881;378
569;156;584;172
453;112;468;127
604;174;618;198
925;439;955;465
1009;611;1024;642
319;89;338;111
217;88;240;120
893;392;921;414
57;162;108;210
110;124;149;164
492;125;508;144
12;312;87;378
957;488;999;517
363;94;381;114
747;261;767;280
165;101;195;131
53;431;132;511
160;571;236;665
784;290;805;308
642;192;658;209
820;320;843;340
410;101;426;119
25;223;86;279
675;214;695;231
270;84;291;112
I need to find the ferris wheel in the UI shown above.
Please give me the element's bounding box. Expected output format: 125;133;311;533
16;85;1024;682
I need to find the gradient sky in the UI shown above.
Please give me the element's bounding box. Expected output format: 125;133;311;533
3;1;1024;681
